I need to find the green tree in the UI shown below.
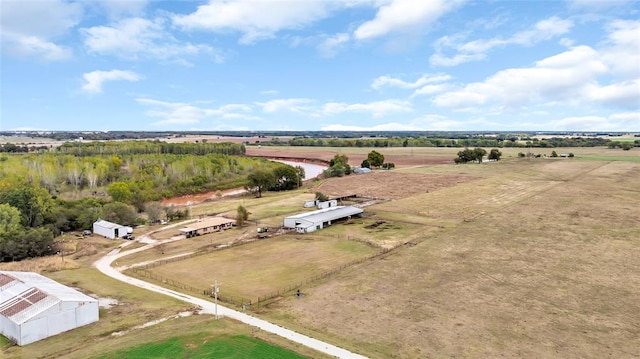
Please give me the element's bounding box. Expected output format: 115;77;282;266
367;151;385;167
361;159;371;168
551;150;558;157
621;142;632;151
0;204;21;235
102;202;137;225
329;154;349;167
107;182;133;203
236;205;249;226
294;165;305;187
0;185;52;228
246;169;276;198
473;148;487;163
270;164;299;191
315;192;329;202
488;149;502;161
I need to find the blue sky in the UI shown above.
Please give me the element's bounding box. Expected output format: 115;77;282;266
1;0;639;132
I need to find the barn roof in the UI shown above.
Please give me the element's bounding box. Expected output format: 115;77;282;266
0;271;97;325
286;206;363;224
180;217;236;232
93;219;126;229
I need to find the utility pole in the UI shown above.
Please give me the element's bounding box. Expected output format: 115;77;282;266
212;280;220;319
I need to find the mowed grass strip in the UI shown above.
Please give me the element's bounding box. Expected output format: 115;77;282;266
146;235;378;303
97;334;305;359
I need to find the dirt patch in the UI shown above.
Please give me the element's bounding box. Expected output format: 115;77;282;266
316;172;477;200
161;187;246;207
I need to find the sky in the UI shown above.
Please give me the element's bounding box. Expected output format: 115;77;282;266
1;0;639;132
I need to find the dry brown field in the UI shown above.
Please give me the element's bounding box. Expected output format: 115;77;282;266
252;153;640;358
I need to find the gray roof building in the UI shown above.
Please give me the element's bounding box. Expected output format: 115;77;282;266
0;271;99;346
284;206;364;233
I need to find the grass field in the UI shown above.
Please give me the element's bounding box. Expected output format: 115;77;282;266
97;334;305;359
254;151;640;358
139;234;380;304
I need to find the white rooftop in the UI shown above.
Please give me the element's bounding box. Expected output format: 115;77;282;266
0;271;97;325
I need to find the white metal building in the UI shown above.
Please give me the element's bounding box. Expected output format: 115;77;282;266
93;219;133;239
0;271;99;346
284;206;364;233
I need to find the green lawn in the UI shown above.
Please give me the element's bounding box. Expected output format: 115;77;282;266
97;334;306;359
578;155;640;162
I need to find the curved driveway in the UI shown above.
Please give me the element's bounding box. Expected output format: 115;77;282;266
94;237;367;359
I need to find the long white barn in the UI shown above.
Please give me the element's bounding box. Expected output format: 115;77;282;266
0;271;99;346
284;206;364;233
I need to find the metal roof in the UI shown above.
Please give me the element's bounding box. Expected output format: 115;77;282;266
0;271;97;325
93;219;126;229
180;217;235;232
285;206;363;224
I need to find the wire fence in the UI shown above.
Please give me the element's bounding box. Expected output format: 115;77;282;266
130;241;404;309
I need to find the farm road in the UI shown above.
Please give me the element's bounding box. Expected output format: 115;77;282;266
94;230;367;359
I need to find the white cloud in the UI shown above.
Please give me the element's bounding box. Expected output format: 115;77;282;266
433;46;617;109
318;33;350;57
354;0;462;40
371;73;451;90
321;114;484;131
172;0;334;44
137;98;259;125
260;90;280;95
1;34;72;61
81;70;141;93
547;112;640;131
255;98;316;113
82;17;219;62
411;83;453;98
321;99;412;117
600;20;640;79
0;0;81;61
431;16;574;66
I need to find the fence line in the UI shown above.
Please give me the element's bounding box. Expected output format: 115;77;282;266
129;239;405;309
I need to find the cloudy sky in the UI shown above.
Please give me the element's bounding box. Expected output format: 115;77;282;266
1;0;639;132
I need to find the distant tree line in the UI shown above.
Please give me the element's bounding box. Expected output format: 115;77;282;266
57;140;245;156
256;136;627;148
0;143;50;153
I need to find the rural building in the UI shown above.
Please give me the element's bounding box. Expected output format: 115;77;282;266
92;219;133;239
284;206;364;233
353;167;372;174
317;199;338;209
179;217;236;238
0;271;99;346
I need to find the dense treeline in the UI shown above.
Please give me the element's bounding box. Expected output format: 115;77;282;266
262;136;636;148
0;143;50;153
57;140;245;156
1;152;276;207
0;144;291;261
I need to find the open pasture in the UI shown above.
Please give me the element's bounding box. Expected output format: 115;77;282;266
259;155;640;358
139;234;380;304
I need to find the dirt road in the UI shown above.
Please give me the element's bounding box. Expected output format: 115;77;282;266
94;232;367;359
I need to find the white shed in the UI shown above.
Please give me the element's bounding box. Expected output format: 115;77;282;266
0;271;99;346
284;206;364;233
93;219;132;239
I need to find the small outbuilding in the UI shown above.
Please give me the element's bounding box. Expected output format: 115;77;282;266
284;206;364;233
353;167;372;174
0;271;99;346
92;219;133;239
179;217;236;238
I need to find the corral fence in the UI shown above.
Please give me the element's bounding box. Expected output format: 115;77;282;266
130;241;404;309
